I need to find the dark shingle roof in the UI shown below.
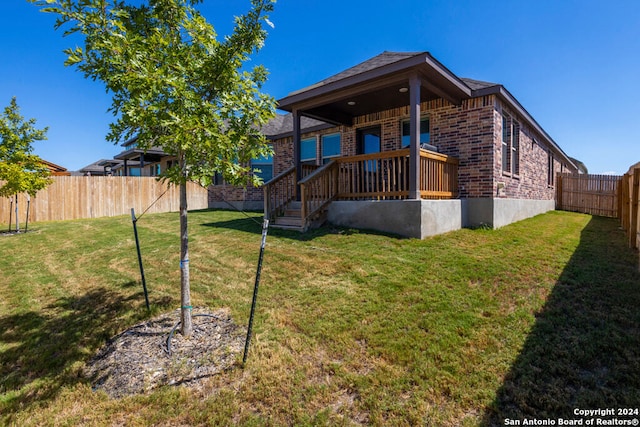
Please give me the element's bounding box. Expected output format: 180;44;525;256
460;78;499;91
289;51;427;96
319;51;424;85
261;113;333;139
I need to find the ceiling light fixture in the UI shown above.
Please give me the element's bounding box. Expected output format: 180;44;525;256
399;87;409;93
347;101;356;106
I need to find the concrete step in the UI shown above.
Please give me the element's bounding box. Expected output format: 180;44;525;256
273;216;304;227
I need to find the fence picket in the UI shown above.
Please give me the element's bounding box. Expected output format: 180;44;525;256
0;176;208;224
556;173;621;218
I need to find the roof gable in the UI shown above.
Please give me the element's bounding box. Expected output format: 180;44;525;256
278;51;472;125
289;51;426;96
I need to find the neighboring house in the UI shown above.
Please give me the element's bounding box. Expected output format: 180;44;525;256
41;159;71;176
114;137;176;177
209;51;579;238
78;159;126;176
569;157;588;174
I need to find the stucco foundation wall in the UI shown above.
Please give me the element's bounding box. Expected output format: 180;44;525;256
327;198;556;238
492;198;555;228
327;200;463;239
464;197;555;229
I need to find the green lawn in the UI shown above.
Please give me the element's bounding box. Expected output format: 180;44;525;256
1;209;638;426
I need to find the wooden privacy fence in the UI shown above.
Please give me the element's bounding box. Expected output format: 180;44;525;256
1;176;209;224
619;167;640;250
556;173;621;218
556;169;640;251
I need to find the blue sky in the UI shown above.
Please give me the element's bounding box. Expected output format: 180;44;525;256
1;0;638;174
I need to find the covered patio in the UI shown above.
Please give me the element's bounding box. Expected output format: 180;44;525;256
263;52;469;233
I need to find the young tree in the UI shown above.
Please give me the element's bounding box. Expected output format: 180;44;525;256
30;0;277;336
0;97;51;231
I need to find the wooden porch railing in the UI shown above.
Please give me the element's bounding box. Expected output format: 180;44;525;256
336;149;411;200
420;150;459;199
336;149;458;200
264;148;459;226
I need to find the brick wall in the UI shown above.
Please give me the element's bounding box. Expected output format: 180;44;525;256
429;96;496;198
493;100;577;200
208;183;263;207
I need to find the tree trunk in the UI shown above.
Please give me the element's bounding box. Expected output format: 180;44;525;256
180;179;193;337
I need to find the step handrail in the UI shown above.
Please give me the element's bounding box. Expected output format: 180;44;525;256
299;160;339;223
263;166;297;221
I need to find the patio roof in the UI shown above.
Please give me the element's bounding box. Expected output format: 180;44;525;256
277;51;472;126
114;146;169;163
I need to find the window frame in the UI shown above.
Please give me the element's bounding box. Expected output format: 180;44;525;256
502;113;520;177
321;133;341;164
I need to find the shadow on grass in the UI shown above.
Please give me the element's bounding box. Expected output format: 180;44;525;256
0;286;141;417
200;211;403;241
483;216;640;425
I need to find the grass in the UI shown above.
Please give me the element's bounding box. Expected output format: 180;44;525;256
0;209;639;426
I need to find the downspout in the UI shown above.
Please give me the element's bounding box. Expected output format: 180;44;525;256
408;74;421;200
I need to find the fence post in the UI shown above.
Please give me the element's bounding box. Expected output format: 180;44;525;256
631;169;640;249
556;173;563;210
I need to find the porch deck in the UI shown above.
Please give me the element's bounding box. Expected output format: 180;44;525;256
264;148;459;231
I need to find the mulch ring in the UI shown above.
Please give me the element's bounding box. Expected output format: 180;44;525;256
84;307;246;399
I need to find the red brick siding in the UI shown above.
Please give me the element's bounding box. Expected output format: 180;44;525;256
493;100;577;200
429;97;496;198
208;183;263;206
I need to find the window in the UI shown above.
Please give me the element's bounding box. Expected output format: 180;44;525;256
251;150;273;182
322;133;341;164
502;114;520;175
300;137;317;163
401;117;430;147
512;122;520;175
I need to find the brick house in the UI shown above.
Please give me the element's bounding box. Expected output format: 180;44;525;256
209;51;579;238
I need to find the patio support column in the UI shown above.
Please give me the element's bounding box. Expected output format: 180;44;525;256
293;109;302;200
124;159;129;176
408;74;421;199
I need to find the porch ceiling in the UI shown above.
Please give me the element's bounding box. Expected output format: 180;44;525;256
277;52;472;126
